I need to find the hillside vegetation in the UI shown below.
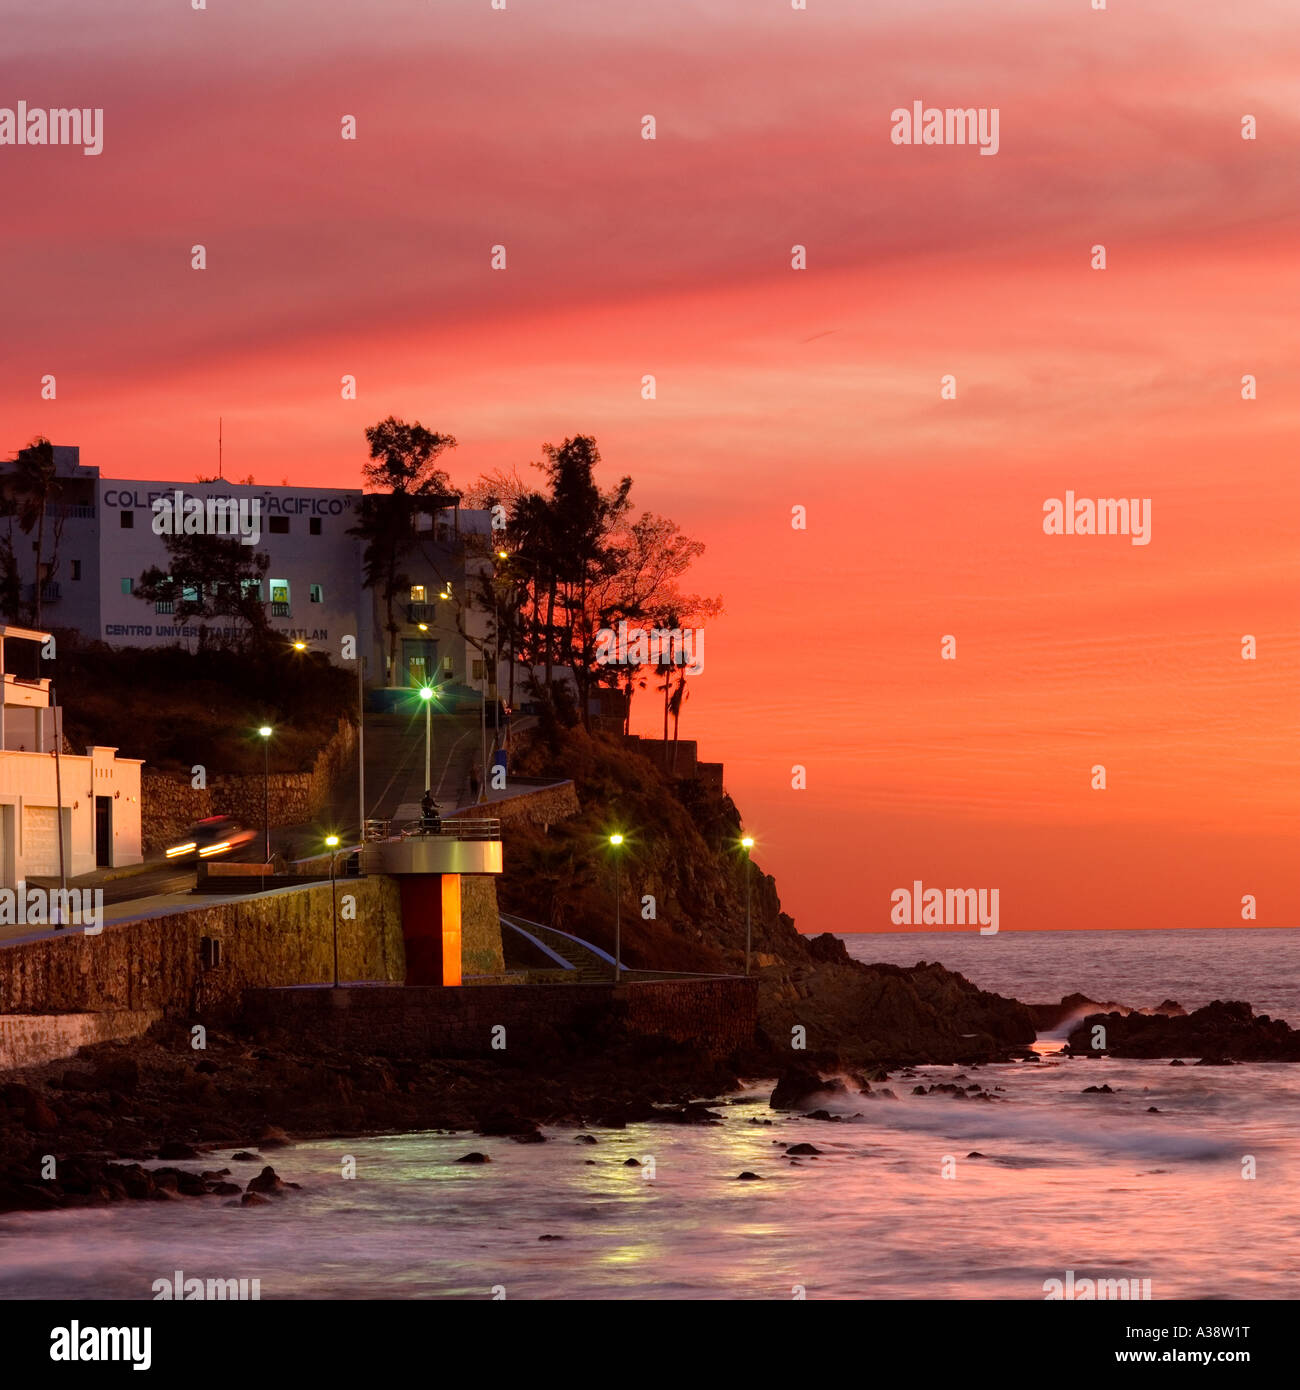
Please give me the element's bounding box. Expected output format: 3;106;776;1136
502;727;1037;1066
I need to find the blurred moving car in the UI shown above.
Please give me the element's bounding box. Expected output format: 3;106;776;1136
164;815;258;862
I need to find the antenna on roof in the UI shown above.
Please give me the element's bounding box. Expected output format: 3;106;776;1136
218;417;223;479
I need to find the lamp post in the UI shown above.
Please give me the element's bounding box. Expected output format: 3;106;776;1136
258;725;273;862
418;685;433;791
741;836;755;976
609;833;624;983
325;834;341;987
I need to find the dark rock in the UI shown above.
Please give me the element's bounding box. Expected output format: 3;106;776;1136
240;1192;270;1207
770;1065;845;1111
245;1165;284;1194
157;1140;200;1160
736;1171;763;1180
1066;1000;1300;1062
455;1152;491;1164
785;1143;823;1156
966;1151;985;1158
575;1134;598;1145
538;1234;564;1241
510;1129;546;1144
1147;1107;1160;1113
210;1182;242;1196
230;1151;261;1162
1082;1085;1114;1094
257;1126;291;1149
622;1158;641;1167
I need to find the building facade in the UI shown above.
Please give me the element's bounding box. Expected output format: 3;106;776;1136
0;625;143;887
1;446;493;691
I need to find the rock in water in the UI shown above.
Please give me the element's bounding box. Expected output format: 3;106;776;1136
770;1065;845;1110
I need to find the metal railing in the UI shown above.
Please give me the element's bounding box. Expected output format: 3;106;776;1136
364;815;501;843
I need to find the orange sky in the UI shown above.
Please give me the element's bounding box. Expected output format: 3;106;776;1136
2;0;1297;930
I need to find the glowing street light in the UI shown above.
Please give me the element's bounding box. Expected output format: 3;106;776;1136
418;685;434;791
292;640;307;651
325;834;343;987
741;835;755;976
610;833;625;982
258;726;273;861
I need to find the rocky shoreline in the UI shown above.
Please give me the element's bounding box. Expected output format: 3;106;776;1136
3;970;1296;1216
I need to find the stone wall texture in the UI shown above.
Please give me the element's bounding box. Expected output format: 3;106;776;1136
241;976;759;1061
0;1009;164;1071
448;779;579;829
141;718;357;851
0;877;405;1023
460;875;504;975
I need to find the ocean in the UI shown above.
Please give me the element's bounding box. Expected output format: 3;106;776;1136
839;927;1300;1025
2;928;1297;1300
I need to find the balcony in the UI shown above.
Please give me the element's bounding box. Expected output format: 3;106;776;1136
23;582;61;604
407;602;440;623
360;818;502;876
271;602;291;618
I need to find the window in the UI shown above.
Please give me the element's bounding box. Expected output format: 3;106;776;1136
442;656;454;676
270;580;289;604
472;659;485;680
120;510;134;529
309;516;322;535
120;577;133;594
268;516;289;534
309;584;323;604
182;584;200;603
410;585;426;603
71;560;81;581
241;578;262;600
155;599;173;615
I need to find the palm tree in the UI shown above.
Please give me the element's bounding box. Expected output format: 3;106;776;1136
8;438;61;627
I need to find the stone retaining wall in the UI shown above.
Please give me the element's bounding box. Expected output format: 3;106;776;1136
241;976;758;1060
0;1009;164;1071
0;878;405;1026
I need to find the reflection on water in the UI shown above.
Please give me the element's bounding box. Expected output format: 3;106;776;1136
2;1054;1296;1300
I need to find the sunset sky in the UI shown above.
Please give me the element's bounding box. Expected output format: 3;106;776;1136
3;0;1297;932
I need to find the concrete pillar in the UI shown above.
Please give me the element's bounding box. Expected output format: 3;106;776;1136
398;874;462;986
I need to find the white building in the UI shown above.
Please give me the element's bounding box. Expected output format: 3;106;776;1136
1;445;492;691
0;625;143;887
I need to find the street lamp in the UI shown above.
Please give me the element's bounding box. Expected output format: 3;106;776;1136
325;834;342;987
741;836;755;976
418;685;434;792
609;833;624;983
258;726;273;862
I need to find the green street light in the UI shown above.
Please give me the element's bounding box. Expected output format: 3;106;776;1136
418;686;434;790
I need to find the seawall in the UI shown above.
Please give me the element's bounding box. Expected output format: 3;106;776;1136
0;878;405;1024
241;977;759;1061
